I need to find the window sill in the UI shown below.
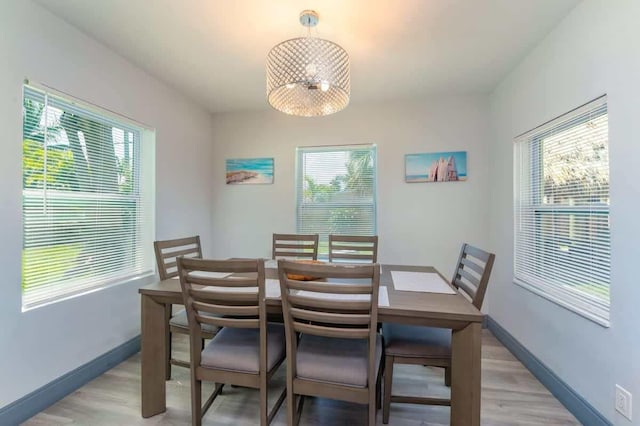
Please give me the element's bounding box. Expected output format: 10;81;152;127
22;270;155;312
513;279;610;328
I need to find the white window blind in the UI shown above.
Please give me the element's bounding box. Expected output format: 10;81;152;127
22;84;155;309
514;96;610;326
296;145;377;256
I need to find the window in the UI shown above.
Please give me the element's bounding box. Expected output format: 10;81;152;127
22;84;155;309
514;96;610;326
296;145;377;256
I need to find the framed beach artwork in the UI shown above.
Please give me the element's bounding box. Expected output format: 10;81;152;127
226;157;274;184
405;151;467;183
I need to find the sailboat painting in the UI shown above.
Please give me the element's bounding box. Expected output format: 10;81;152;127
405;151;467;183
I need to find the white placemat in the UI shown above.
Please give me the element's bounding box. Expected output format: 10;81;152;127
265;259;278;269
196;279;280;299
295;286;389;307
265;279;281;299
390;271;456;294
379;286;389;307
171;271;232;279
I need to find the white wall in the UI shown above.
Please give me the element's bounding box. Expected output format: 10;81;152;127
210;96;491;279
488;0;640;423
0;0;215;407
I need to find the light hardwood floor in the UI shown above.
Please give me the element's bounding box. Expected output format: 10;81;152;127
25;330;579;425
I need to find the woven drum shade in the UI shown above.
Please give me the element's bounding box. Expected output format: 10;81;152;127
266;37;350;117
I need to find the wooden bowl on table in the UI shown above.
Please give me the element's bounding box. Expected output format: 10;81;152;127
286;259;325;281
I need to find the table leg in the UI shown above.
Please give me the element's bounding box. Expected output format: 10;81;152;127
450;322;481;426
141;294;167;417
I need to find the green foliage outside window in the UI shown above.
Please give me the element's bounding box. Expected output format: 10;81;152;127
22;90;140;294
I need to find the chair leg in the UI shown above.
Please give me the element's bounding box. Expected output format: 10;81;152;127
166;334;173;380
444;366;451;387
295;396;304;426
383;355;394;424
165;304;172;380
368;387;377;426
376;356;384;410
286;386;296;426
191;376;202;426
260;376;268;426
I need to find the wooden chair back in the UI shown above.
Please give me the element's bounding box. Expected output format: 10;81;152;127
450;243;495;309
278;260;380;390
272;233;319;260
177;258;266;344
178;258;285;425
329;235;379;263
154;236;202;280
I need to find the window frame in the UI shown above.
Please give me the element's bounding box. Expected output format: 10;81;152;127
513;96;610;327
21;82;156;310
295;144;378;258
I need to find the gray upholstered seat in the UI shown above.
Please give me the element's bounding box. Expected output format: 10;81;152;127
169;309;221;334
383;324;451;359
201;323;285;374
296;334;382;388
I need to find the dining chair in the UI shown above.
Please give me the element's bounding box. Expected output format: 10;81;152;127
381;243;495;424
278;260;383;426
177;257;286;426
272;233;319;260
153;236;220;379
329;235;379;263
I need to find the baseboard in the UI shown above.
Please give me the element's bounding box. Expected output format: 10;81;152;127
486;316;611;426
0;335;140;425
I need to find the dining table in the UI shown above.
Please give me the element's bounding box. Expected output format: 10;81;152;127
139;263;483;426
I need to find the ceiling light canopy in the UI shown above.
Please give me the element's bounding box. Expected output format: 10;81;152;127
266;10;350;117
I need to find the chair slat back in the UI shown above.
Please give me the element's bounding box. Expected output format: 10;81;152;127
272;233;319;260
278;260;379;340
329;235;379;263
451;243;495;309
178;258;265;333
154;236;202;280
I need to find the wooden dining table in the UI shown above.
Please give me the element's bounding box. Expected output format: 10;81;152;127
139;263;483;426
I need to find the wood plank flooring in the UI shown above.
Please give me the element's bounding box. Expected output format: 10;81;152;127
24;330;580;425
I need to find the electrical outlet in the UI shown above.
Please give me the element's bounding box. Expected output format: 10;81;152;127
616;385;632;421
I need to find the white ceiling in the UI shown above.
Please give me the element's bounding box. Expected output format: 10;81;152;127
35;0;580;114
